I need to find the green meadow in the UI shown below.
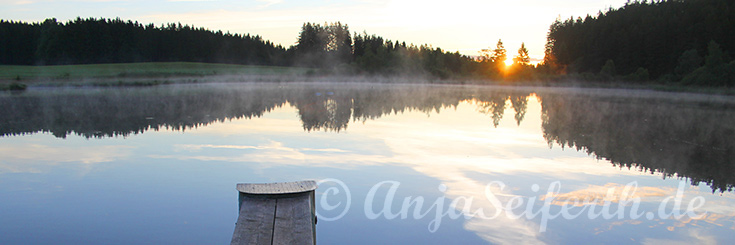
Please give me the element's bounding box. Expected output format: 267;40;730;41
0;62;311;82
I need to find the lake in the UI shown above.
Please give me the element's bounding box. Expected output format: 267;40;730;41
1;82;734;244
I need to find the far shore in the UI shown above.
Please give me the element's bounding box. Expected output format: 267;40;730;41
2;62;734;96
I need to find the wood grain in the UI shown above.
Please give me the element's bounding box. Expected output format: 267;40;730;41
237;181;317;195
231;196;276;245
231;181;317;245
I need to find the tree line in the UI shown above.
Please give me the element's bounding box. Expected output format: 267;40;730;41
291;22;534;79
544;0;735;86
11;0;734;86
1;18;536;80
1;17;288;66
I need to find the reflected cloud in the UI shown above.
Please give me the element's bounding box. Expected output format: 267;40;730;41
436;176;545;244
572;183;735;238
0;141;132;174
151;140;392;168
178;143;350;153
541;183;673;206
642;229;718;245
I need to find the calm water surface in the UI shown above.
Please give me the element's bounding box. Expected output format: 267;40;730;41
1;83;734;244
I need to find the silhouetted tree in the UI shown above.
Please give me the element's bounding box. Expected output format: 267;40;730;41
490;39;507;64
545;0;735;85
513;42;530;66
599;59;616;80
674;49;702;78
705;40;726;68
294;22;352;69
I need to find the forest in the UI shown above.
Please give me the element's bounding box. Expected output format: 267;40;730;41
544;0;735;86
0;18;532;80
0;18;287;66
1;0;734;86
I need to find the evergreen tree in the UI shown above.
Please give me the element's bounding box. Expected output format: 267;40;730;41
600;59;616;79
490;39;507;64
705;40;726;69
514;42;530;66
674;49;703;77
294;22;352;68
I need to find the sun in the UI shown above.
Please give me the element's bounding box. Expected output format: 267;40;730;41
504;58;513;67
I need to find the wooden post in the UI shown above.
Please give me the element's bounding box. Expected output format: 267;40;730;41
231;180;318;245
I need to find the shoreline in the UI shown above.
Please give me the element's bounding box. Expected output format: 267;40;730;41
2;62;734;96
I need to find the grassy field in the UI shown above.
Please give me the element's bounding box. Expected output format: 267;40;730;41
0;62;312;81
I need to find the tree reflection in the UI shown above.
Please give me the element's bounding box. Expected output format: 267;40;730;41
476;94;507;128
475;92;529;127
510;95;528;126
4;84;732;193
292;91;352;132
0;86;288;138
0;84;505;137
539;93;735;193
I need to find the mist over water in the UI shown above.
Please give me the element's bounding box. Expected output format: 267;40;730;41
1;82;734;244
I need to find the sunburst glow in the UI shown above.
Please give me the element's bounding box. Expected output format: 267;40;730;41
504;58;514;67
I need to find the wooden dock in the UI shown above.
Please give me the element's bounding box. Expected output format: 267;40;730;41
231;180;318;245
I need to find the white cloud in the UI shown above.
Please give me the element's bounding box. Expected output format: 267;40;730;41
255;0;282;8
0;142;133;174
13;0;34;4
642;229;718;245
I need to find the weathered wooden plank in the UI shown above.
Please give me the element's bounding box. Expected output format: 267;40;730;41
237;181;317;195
231;181;317;245
272;194;316;245
231;197;276;245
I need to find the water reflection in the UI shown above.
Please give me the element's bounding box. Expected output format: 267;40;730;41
2;84;733;194
1;85;475;137
2;84;735;243
540;92;735;192
476;93;529;127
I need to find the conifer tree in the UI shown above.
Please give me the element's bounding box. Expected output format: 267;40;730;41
514;42;530;66
491;39;507;64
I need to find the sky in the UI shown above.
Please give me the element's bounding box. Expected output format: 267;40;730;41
2;0;630;62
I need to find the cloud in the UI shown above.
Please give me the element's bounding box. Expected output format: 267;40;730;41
0;143;133;174
436;174;546;244
13;0;34;4
150;141;393;168
255;0;282;8
642;229;718;245
541;183;674;207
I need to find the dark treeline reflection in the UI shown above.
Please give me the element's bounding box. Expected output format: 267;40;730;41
540;93;735;193
0;84;525;137
2;84;734;192
0;85;289;138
